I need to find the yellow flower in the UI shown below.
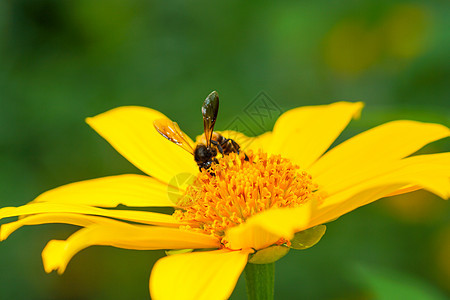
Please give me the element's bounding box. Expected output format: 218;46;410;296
1;102;449;300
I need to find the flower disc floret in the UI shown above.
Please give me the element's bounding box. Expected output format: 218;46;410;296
173;150;320;244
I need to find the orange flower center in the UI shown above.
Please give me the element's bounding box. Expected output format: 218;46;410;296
173;150;319;244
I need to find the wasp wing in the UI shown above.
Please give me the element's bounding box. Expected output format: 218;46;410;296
202;91;219;149
153;118;195;154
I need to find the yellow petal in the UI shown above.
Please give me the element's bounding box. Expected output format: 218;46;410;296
42;224;220;274
150;249;252;300
224;220;284;250
227;183;408;245
86;106;198;184
310;153;450;227
309;183;411;229
270;102;364;169
1;213;124;241
226;153;450;245
225;201;315;250
0;202;180;226
318;152;450;197
310;120;450;190
359;154;450;201
250;131;273;151
32;174;178;207
385;185;421;197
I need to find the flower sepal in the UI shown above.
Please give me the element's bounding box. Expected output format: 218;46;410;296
248;245;290;264
165;249;193;256
290;225;326;250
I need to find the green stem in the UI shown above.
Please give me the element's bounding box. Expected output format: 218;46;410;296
244;263;275;300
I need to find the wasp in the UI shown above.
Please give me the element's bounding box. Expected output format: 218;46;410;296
154;91;244;171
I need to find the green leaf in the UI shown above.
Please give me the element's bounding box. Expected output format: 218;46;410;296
290;225;326;250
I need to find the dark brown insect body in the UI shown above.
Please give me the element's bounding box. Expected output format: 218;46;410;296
211;132;242;156
153;91;244;172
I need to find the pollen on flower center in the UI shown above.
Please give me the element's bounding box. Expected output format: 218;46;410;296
172;150;319;243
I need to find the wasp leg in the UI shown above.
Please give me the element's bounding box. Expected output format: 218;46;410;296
211;140;224;156
227;138;249;161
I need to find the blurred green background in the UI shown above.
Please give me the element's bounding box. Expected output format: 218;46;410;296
0;0;449;299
